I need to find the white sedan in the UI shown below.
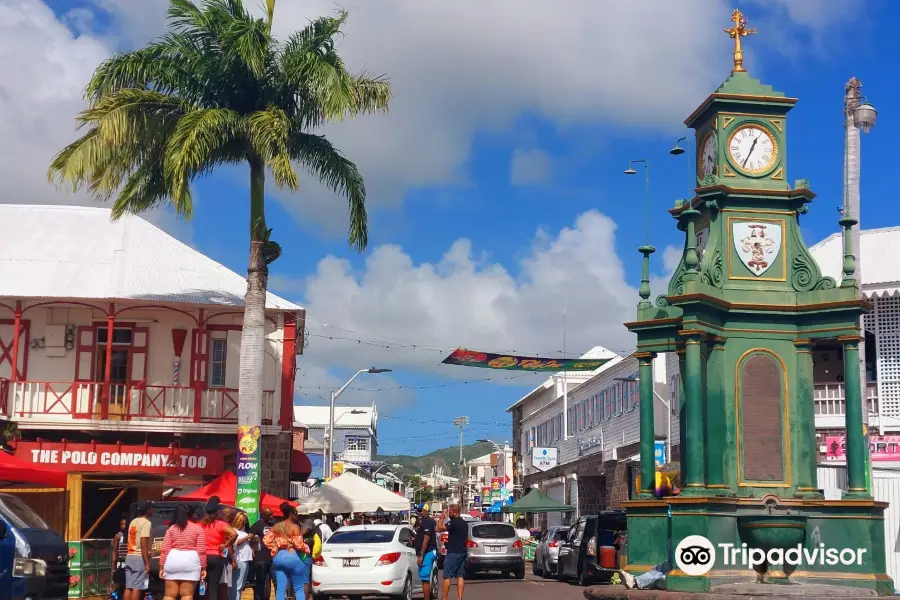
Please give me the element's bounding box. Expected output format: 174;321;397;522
312;525;438;600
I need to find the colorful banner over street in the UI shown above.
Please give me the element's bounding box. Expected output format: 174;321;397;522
442;348;612;371
236;425;262;524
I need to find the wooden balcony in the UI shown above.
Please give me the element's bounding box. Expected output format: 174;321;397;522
0;378;276;434
814;382;880;429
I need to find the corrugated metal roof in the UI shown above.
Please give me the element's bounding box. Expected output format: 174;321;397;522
294;405;376;429
0;204;300;311
809;226;900;297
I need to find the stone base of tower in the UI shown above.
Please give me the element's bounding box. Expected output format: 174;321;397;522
622;497;894;596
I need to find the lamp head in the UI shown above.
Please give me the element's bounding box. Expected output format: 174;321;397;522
854;102;877;134
624;167;637;175
670;136;687;155
367;367;392;374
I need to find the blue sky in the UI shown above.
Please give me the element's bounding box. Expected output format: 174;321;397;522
3;0;896;455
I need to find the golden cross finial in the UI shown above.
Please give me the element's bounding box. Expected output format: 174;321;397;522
724;9;756;73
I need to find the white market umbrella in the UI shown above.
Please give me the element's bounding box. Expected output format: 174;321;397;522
299;471;410;513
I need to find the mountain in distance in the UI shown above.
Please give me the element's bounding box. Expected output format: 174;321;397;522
377;441;495;477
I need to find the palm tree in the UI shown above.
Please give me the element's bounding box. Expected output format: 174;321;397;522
48;0;390;486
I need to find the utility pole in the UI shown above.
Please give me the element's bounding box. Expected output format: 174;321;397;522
454;416;468;504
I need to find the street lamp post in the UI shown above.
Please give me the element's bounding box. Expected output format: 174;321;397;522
322;409;364;477
843;78;877;430
326;368;391;478
624;159;651;245
454;416;469;502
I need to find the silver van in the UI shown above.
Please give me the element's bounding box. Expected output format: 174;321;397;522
464;522;525;579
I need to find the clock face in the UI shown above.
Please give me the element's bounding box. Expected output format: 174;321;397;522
699;133;716;178
727;124;778;175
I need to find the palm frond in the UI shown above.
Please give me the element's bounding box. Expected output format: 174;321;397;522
247;107;298;190
164;107;243;199
351;73;392;114
289;132;367;252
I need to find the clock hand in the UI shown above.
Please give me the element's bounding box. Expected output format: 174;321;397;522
742;136;759;168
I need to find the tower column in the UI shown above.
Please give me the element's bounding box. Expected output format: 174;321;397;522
840;335;870;497
680;330;706;494
636;352;657;497
793;339;821;498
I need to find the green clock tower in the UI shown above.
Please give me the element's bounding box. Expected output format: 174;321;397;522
623;9;893;595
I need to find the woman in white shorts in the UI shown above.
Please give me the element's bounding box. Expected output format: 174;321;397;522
160;505;208;600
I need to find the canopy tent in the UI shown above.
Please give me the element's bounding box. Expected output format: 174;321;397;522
298;472;409;514
486;500;502;514
0;451;68;487
501;488;573;513
176;471;295;512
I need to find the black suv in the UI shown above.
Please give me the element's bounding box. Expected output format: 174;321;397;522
556;511;627;586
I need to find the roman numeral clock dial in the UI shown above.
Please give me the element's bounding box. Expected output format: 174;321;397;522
699;133;716;178
727;124;778;175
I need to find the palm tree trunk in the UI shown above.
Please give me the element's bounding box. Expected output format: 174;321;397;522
240;156;267;428
237;156;267;521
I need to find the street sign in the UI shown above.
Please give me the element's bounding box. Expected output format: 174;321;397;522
654;441;666;467
532;448;558;471
473;495;481;504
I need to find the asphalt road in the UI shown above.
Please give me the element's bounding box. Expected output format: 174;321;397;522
441;571;591;600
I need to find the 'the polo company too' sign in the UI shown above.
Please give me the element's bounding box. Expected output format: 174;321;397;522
532;448;558;472
14;441;225;475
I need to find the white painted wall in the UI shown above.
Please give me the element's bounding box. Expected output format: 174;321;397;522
518;354;673;478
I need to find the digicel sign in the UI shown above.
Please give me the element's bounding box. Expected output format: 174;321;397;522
14;441;225;475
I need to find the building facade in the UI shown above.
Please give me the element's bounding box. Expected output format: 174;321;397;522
508;347;672;528
808;227;900;464
293;404;379;466
0;205;305;536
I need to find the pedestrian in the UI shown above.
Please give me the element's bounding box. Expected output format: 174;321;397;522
514;518;531;540
218;507;236;600
229;512;255;600
263;503;311;600
299;518;322;600
124;501;153;600
248;508;276;600
312;512;332;543
199;497;237;600
111;516;128;600
160;504;207;600
436;504;467;600
414;507;438;600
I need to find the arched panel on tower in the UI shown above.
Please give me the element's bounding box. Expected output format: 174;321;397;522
736;350;790;486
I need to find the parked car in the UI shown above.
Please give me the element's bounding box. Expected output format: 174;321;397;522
436;513;479;568
312;524;438;600
128;500;244;595
0;493;69;600
533;525;569;578
556;511;626;586
464;521;525;579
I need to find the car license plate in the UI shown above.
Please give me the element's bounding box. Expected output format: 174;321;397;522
486;545;503;553
342;558;360;567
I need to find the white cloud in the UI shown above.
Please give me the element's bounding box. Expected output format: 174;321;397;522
0;0;870;238
294;211;678;387
510;149;551;186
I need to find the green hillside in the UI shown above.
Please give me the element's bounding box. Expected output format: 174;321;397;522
377;441;495;477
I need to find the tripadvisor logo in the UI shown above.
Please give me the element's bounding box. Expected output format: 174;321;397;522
675;535;868;576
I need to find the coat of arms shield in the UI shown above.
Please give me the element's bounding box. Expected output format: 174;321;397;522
733;222;782;276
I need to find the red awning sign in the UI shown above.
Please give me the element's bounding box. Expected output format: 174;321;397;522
14;441;224;475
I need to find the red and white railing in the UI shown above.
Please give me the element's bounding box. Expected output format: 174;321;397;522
5;380;274;425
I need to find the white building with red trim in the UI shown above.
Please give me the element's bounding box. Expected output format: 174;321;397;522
0;204;306;497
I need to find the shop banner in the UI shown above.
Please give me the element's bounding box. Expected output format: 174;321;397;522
825;434;900;462
490;477;502;501
442;348;612;371
14;441;224;475
236;425;262;524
